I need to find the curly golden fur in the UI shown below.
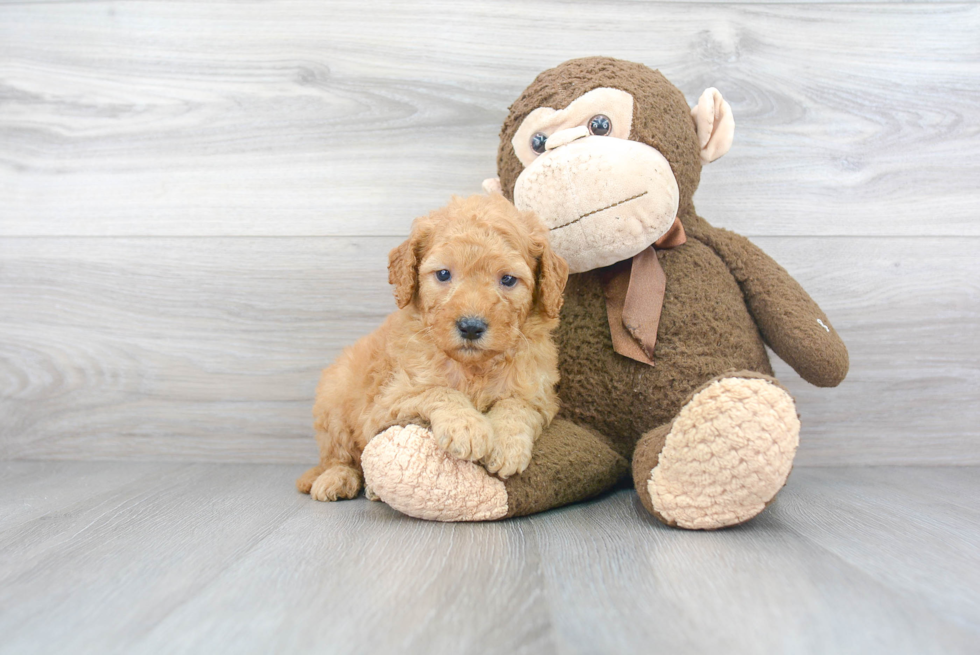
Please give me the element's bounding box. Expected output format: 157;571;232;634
297;194;569;501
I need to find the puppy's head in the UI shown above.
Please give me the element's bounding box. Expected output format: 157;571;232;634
388;194;568;362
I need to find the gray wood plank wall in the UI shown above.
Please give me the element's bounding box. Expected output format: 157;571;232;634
2;1;978;465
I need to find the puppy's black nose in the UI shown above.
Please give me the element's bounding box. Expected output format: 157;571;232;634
456;317;487;341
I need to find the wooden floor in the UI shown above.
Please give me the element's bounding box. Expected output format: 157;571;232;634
2;2;978;653
0;462;977;655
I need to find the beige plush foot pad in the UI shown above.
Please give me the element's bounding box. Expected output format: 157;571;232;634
649;377;800;530
361;424;508;522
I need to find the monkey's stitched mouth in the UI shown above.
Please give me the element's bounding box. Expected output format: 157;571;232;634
549;191;649;231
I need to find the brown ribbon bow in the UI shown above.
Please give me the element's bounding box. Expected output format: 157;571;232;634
600;218;687;366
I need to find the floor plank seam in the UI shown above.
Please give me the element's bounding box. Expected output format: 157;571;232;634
0;462;196;540
770;506;976;635
128;499;307;648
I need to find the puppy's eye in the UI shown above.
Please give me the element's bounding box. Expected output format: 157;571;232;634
588;114;611;136
530;132;548;154
500;275;518;288
435;269;451;282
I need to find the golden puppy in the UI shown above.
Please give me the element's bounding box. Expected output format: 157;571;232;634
296;194;568;502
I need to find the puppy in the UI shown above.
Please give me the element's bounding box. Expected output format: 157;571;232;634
296;194;569;502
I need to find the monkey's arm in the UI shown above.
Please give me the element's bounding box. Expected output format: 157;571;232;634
694;227;849;387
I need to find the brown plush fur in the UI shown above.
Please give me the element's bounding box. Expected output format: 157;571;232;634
491;58;848;517
502;418;630;519
297;194;568;501
552;245;773;453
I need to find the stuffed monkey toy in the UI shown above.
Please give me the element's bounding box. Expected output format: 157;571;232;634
361;58;848;529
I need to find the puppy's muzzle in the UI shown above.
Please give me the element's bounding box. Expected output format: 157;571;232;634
456;317;488;342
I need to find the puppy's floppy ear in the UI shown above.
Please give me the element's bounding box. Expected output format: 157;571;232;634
388;233;420;309
534;234;569;320
390;211;440;308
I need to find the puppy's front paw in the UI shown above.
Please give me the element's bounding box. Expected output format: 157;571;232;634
310;466;362;501
483;429;534;479
432;410;493;461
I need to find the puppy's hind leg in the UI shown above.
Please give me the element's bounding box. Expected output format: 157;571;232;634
296;464;326;494
308;428;364;502
310;465;362;502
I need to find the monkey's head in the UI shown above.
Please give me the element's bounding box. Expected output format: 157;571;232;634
491;57;734;273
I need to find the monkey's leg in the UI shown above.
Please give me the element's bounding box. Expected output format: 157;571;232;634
632;371;800;530
361;419;628;521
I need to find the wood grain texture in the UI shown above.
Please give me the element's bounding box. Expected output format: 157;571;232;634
0;460;181;527
1;2;976;650
528;478;980;654
0;464;302;655
0;462;977;654
0;236;399;463
2;235;977;465
134;490;555;655
1;2;978;466
774;467;980;633
1;2;978;237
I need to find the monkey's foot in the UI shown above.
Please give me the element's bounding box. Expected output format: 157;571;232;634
634;374;800;530
361;425;508;522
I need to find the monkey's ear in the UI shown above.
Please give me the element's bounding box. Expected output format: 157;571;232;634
691;88;734;164
482;177;503;195
388;235;419;309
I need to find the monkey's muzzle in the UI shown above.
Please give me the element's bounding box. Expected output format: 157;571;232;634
513;136;679;274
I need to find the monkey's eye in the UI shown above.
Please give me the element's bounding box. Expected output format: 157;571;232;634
530;132;548;154
500;275;518;288
588;114;612;136
435;269;451;282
